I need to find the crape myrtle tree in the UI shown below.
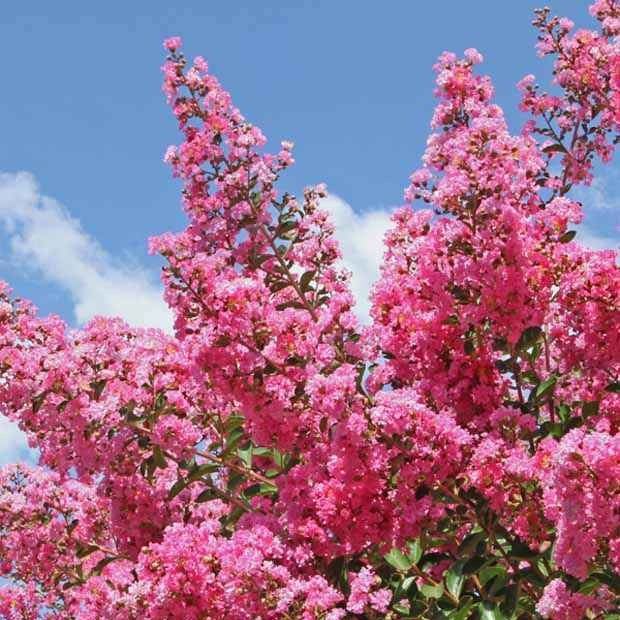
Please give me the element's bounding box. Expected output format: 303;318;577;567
0;1;619;618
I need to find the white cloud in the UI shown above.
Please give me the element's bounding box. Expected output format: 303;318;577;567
0;178;614;467
0;171;172;331
576;223;619;252
320;194;393;321
0;171;173;466
572;169;620;251
574;171;620;211
0;418;35;466
320;194;618;325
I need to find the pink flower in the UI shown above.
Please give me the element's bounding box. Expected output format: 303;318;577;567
464;47;484;64
163;36;182;51
517;73;536;91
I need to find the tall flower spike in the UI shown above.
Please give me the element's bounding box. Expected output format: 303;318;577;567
152;41;366;453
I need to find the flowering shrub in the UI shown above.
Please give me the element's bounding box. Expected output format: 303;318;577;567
0;2;619;619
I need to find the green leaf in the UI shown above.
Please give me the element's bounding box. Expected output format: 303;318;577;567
557;403;570;423
582;400;600;418
237;444;253;468
276;300;307;311
548;421;563;438
227;472;244;492
516;326;542;351
396;575;416;598
392;602;411;615
529;341;543;362
270;280;290;293
517;567;546;588
258;481;278;495
420;582;444;599
272;449;286;469
384;548;412;572
225;414;245;433
91;555;118;576
449;596;474;620
543;143;567;154
214;335;231;347
462;555;486;575
196;488;219;503
76;543;99;559
143;455;157;480
535;375;557;399
479;565;505;586
486;573;508;597
325;556;348;590
537;558;549;578
591;571;620;594
67;519;79;534
299;270;315;292
124;411;142;427
407;539;423;564
242;483;261;499
252;446;272;457
154;391;167;410
445;314;460;326
464;336;475;355
457;531;485;557
277;220;297;236
445;560;466;599
521;370;539;384
500;583;519;617
421;550;451;566
409;600;429;616
452;285;471;304
250;253;272;268
89;379;107;400
478;601;506;620
559;230;576;243
168;478;188;499
509;540;538;560
152;446;167;469
578;577;600;596
223;428;245;455
187;462;219;483
606;382;620;394
32;392;47;413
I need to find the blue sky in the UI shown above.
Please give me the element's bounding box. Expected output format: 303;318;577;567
0;1;618;464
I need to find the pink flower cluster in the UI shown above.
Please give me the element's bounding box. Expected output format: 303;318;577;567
0;3;618;618
346;567;391;614
537;429;620;579
536;578;612;620
520;1;620;187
